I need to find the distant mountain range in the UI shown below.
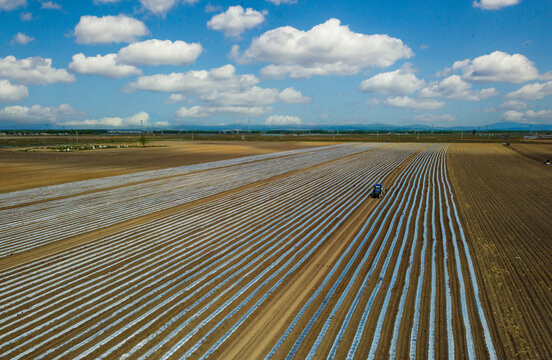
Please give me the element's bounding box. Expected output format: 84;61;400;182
2;122;551;132
170;122;552;132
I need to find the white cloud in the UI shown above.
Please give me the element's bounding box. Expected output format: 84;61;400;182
124;64;259;94
503;109;552;123
412;113;457;123
278;87;311;103
384;96;445;110
205;3;222;13
20;12;33;21
366;98;381;107
127;65;310;117
117;39;202;66
239;18;413;78
0;0;25;11
473;0;520;10
266;0;297;4
0;79;28;102
164;94;186;104
359;65;425;95
69;53;142;78
419;75;498;101
74;15;149;44
500;99;528;110
200;86;279;106
265;114;301;125
94;0;122;3
0;104;80;124
441;51;539;83
207;6;267;38
41;1;61;10
175;105;208;118
11;32;34;45
505;81;552;101
502;110;524;122
62;111;150;128
139;0;199;15
0;56;75;85
176;105;271;118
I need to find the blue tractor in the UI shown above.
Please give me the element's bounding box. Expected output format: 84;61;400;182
372;183;385;198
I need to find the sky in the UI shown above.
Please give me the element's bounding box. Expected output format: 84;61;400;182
0;0;551;129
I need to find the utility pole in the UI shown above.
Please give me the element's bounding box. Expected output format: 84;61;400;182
191;132;194;141
75;130;79;144
376;130;379;142
140;120;143;134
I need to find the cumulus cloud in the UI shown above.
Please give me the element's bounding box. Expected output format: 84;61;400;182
503;109;552;123
74;15;149;44
278;87;311;103
40;1;61;10
505;81;552;101
0;104;80;124
412;113;457;123
20;12;33;21
0;79;28;102
419;75;498;101
0;0;26;11
500;99;528;110
139;0;199;15
200;86;279;106
62;111;150;128
69;53;142;78
265;114;301;125
440;51;539;83
359;65;425;95
124;64;259;94
0;56;75;85
117;39;202;66
205;3;222;12
238;18;413;78
176;105;271;118
207;6;267;38
11;32;34;45
473;0;520;10
126;64;310;118
164;94;186;104
384;96;445;110
266;0;297;4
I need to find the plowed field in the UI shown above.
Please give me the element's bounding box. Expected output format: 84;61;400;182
0;142;548;359
448;143;552;359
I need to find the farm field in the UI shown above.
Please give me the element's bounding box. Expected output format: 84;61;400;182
510;143;552;165
448;143;552;359
0;142;549;359
0;140;328;193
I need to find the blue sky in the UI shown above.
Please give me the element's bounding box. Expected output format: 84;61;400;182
0;0;551;129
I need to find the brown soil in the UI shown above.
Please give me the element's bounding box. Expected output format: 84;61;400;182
447;143;552;359
0;141;329;193
510;143;552;165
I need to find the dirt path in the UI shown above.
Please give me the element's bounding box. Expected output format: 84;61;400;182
448;143;552;359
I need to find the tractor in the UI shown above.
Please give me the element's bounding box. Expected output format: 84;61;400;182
372;183;385;198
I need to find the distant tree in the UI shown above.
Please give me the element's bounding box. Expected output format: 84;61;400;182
138;135;148;147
